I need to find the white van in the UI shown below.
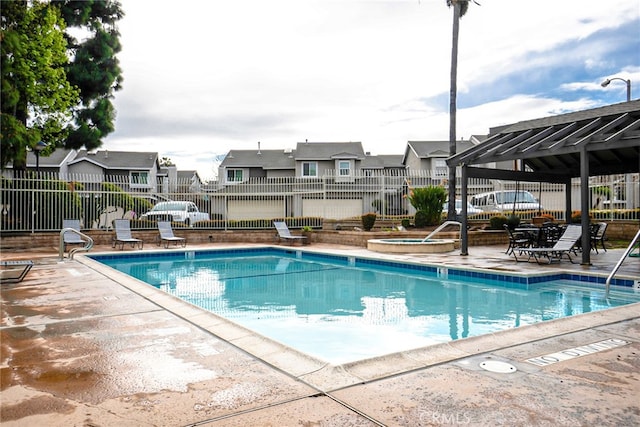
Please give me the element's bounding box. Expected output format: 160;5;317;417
470;190;542;212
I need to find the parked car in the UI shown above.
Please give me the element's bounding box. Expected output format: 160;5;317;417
140;201;209;226
469;190;542;212
443;200;483;215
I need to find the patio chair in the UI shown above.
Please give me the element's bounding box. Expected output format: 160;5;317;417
590;222;608;253
113;219;143;250
503;224;530;256
1;260;34;284
536;222;562;248
157;221;187;248
62;219;86;251
515;224;582;264
274;221;308;245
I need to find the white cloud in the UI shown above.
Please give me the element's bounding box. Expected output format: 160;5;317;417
105;0;639;179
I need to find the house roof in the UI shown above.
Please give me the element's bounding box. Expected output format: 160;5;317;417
361;154;405;169
177;170;203;181
294;142;365;160
220;149;296;170
69;150;159;170
26;148;77;167
403;140;473;163
447;100;640;177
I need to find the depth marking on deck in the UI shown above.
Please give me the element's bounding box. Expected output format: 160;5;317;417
526;338;630;367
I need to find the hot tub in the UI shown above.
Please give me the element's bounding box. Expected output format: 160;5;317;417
367;238;456;254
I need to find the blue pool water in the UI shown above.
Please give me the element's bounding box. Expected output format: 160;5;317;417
91;248;640;364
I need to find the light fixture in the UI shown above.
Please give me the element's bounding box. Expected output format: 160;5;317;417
600;77;631;102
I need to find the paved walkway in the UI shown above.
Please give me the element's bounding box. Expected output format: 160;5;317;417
1;243;639;426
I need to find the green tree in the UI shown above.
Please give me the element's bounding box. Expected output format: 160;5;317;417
160;157;175;166
54;0;124;151
445;0;476;220
1;0;80;169
1;0;124;170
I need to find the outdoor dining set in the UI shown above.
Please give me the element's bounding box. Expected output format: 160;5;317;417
505;221;608;264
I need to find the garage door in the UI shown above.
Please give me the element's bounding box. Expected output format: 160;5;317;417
302;199;362;219
228;200;284;220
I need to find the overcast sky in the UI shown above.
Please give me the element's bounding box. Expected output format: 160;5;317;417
103;0;640;179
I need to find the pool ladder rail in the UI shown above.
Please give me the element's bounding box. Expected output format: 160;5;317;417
422;220;463;243
605;229;640;297
58;228;94;260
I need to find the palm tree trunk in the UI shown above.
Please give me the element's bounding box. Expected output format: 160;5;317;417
447;2;461;220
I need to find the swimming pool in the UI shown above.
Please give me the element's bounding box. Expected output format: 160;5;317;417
90;248;639;364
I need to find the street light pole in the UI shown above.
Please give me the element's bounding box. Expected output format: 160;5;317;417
600;78;634;213
601;77;632;102
34;140;47;174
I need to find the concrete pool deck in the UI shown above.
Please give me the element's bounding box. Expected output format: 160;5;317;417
1;242;639;426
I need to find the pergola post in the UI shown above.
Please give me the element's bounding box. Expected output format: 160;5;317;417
580;147;591;265
460;165;468;256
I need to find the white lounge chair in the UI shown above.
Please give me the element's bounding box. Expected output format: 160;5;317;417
0;260;34;284
158;221;186;248
113;219;143;250
274;221;308;245
62;219;86;251
515;224;582;264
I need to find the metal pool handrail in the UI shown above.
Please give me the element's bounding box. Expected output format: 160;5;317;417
422;220;462;243
605;229;640;297
59;228;94;260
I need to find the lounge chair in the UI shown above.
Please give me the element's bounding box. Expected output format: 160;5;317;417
113;219;143;250
1;260;34;284
62;219;86;251
274;221;308;245
515;224;582;264
157;221;186;248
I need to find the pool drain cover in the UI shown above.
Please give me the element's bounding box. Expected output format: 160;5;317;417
479;360;517;374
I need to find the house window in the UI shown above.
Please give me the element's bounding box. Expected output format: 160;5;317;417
434;159;448;177
302;162;317;177
226;169;243;182
338;160;351;176
130;171;149;187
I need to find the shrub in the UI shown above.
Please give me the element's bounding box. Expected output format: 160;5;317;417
489;215;508;230
407;186;446;226
401;218;411;228
361;213;377;231
414;210;429;228
506;215;521;230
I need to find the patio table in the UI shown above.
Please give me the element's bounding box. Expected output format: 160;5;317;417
515;226;540;247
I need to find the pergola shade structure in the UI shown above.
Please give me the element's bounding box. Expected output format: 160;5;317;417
447;100;640;264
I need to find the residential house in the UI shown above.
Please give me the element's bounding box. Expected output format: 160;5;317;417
219;148;296;184
361;154;405;175
67;150;162;195
4;147;210;198
2;149;78;178
403;140;476;177
215;141;411;219
294;141;365;181
218;141;407;184
176;170;206;194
